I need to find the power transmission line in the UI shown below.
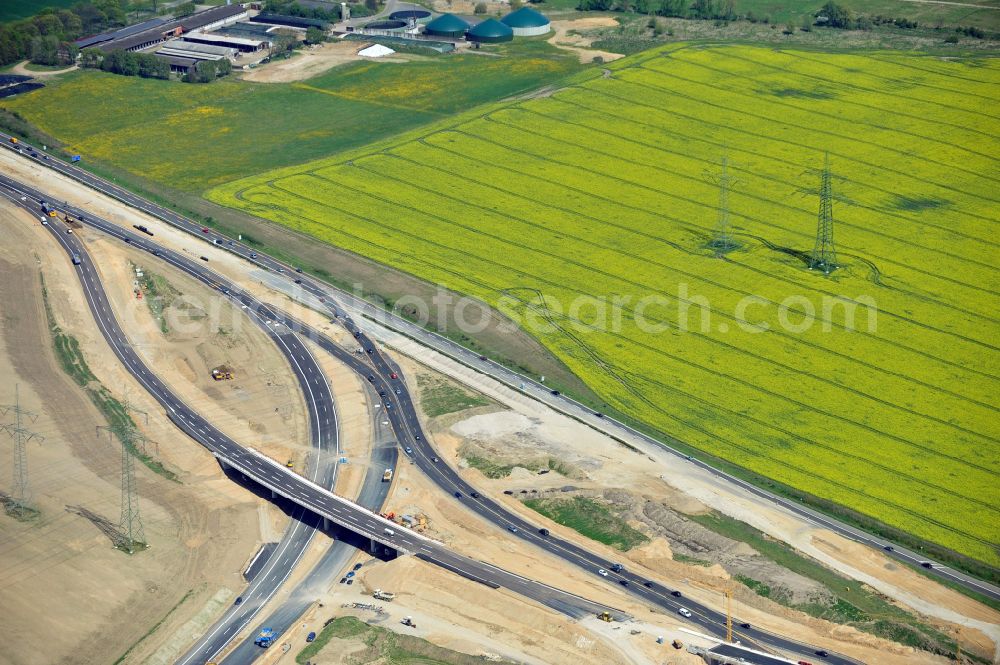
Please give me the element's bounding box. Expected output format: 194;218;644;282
705;152;742;256
809;152;839;275
97;393;148;554
1;385;44;520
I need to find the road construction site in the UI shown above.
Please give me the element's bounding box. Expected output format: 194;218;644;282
0;142;997;665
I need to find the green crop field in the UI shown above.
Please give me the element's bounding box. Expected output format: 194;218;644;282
212;44;1000;566
2;45;581;191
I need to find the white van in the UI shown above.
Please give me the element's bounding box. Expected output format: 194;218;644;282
383;527;395;537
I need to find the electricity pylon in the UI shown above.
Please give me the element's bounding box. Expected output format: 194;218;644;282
809;152;838;274
1;385;44;519
97;394;148;554
705;152;742;256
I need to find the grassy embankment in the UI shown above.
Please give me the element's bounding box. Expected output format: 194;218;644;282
297;615;519;665
41;271;177;482
210;43;1000;573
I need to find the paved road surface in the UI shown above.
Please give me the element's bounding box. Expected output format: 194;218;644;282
3;134;989;607
3;162;869;663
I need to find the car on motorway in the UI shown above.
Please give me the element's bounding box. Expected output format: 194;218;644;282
123;237;131;243
671;590;682;598
478;355;487;360
390;372;398;379
815;650;829;658
296;267;303;273
367;375;375;382
66;228;72;234
921;562;933;569
201;227;209;233
453;491;461;498
550;390;560;396
294;279;302;284
619;579;629;587
394;389;401;395
642;581;653;588
597;569;608;577
431;457;439;463
739;621;751;629
414;435;421;440
677;607;692;618
234;596;243;605
470;491;480;499
538;528;549;536
404;446;412;455
200;256;209;262
250;252;258;259
507;525;518;533
798;661;814;665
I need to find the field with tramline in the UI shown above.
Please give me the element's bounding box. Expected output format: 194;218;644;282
211;44;1000;566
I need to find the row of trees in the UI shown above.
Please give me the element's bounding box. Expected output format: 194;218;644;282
575;0;734;19
0;0;129;67
262;0;380;20
81;47;169;78
80;47;233;82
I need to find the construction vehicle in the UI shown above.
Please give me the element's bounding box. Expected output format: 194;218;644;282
671;639;684;649
373;589;395;601
597;611;612;622
382;468;393;482
211;366;234;381
41;202;57;217
9;136;18;144
286;459;294;468
254;627;277;648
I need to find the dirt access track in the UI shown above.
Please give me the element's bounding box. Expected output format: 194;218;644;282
240;40;411;83
2;150;996;662
0;204;264;665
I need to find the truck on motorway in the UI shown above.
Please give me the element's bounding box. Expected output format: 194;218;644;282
382;468;393;482
40;202;57;217
254;627;277;648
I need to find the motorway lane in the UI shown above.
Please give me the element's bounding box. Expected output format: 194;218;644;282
0;180;626;636
0;183;345;664
217;390;398;663
5;134;989;608
1;172;864;664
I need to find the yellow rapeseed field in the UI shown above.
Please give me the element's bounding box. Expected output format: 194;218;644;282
211;44;1000;565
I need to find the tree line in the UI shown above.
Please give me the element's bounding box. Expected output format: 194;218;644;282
80;47;232;82
0;0;129;67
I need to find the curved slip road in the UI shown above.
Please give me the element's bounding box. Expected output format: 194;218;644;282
2;134;992;608
2;157;871;663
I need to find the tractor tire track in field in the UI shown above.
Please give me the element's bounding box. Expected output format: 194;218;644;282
667;49;1000;137
425;125;1000;323
632;60;1000;179
262;174;1000;460
592;75;1000;206
347;149;1000;399
509;101;998;247
238;182;999;553
553;85;1000;231
797;50;1000;99
355;124;1000;372
480;107;1000;298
